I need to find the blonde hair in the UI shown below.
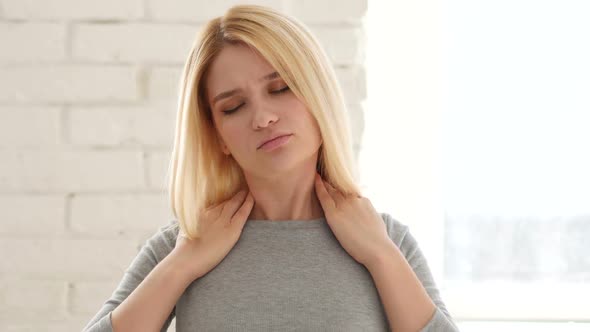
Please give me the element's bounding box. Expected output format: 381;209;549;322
167;4;361;239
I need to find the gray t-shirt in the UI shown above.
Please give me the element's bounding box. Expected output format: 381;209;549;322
83;212;459;331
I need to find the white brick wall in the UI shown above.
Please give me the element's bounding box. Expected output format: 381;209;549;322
0;65;140;102
0;0;367;330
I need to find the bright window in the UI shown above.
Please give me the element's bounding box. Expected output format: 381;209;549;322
361;0;590;329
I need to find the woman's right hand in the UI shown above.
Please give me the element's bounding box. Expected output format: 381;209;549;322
172;189;254;281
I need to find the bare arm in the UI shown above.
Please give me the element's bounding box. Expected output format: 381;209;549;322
83;192;252;332
82;221;184;332
110;249;194;332
369;215;460;332
367;241;437;332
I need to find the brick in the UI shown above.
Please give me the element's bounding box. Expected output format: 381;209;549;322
70;193;173;236
0;23;66;63
73;23;199;64
148;66;183;101
0;194;65;235
310;25;364;66
0;278;67;312
73;315;103;332
0;65;139;103
1;0;143;20
0;106;61;148
0;150;144;192
2;315;95;332
0;238;139;280
69;280;120;314
147;0;284;22
287;0;367;24
0;314;71;330
335;65;366;104
346;103;365;147
146;151;171;190
67;106;175;148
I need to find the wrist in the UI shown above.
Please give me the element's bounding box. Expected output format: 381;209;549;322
167;248;202;283
365;240;400;272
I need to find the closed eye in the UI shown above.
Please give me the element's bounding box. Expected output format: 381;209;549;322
222;103;244;115
221;86;290;115
271;86;290;94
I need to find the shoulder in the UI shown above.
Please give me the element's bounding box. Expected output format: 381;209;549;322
139;219;181;263
377;211;420;255
378;212;410;242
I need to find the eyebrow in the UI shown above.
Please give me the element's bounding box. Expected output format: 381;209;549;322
211;71;281;106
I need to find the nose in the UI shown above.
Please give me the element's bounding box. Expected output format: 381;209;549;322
252;100;279;129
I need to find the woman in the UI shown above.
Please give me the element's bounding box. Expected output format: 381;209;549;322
83;5;459;332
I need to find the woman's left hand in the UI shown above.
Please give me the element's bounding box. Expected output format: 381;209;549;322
314;172;395;269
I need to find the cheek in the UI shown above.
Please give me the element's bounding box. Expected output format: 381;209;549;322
300;109;322;142
218;121;247;151
283;97;309;121
289;100;314;127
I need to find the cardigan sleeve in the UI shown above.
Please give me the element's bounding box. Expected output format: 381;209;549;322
382;213;461;332
81;220;180;332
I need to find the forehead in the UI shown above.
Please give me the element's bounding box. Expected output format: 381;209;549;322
205;44;275;94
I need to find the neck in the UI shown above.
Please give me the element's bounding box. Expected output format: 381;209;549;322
245;170;325;221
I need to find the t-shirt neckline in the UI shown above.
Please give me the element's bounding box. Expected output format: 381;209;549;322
245;217;327;228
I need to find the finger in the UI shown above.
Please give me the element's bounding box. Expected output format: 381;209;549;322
221;189;248;220
231;192;255;228
314;173;336;210
207;189;243;215
324;180;346;203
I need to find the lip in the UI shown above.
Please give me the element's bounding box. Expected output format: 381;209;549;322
259;134;292;151
257;133;292;149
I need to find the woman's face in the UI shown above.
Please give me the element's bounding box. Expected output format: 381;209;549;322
205;43;323;178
